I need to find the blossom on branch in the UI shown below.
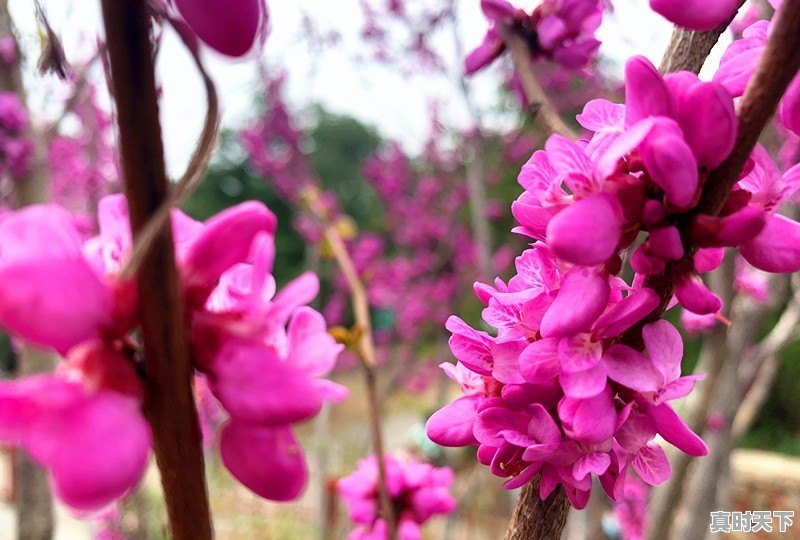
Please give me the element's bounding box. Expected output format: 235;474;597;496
0;194;345;511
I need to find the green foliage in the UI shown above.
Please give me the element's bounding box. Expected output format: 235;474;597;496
182;130;306;286
307;107;382;227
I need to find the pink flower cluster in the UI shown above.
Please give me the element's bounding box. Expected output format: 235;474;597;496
0;92;33;180
0;195;345;511
337;454;456;540
426;54;800;508
465;0;603;75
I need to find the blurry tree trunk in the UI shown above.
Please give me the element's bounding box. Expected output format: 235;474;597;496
0;2;56;538
465;136;493;280
672;294;766;539
646;254;734;540
100;1;213;538
450;4;494;280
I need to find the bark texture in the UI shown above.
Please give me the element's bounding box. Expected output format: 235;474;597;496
100;1;213;538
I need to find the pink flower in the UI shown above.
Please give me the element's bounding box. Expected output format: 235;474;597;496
0;354;150;511
174;0;268;57
0;195;344;509
465;0;602;76
338;454;456;540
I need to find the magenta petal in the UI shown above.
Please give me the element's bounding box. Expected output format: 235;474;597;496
446;316;494;375
286;307;343;378
48;392;151;511
676;81;737;168
660;375;704;401
546;194;624;265
209;338;322;425
576;99;625;133
642;320;683;381
624;56;673;126
650;0;741;30
480;0;516;22
558;388;616;444
519;338;561;383
175;0;265;57
675;274;722;315
540;269;610;338
640;122;699;209
0;256;113;355
560;363;608;398
591;287;659;338
632;442;671;485
649;226;684;260
694;247;725;273
573;452;611;481
465;32;505;75
269;271;320;322
779;74;800;136
184;201;277;285
603;344;661;392
475;407;529;447
644;402;708;456
691;205;766;247
740;214;800;273
220;422;307;501
558;334;603;373
491;340;527;384
527;403;562;445
426;396;479;447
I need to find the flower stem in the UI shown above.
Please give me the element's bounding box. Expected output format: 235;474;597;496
305;189;397;539
99;1;212;538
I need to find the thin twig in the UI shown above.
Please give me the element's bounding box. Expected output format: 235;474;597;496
500;25;575;138
303;188;397;540
119;15;220;279
100;1;212;538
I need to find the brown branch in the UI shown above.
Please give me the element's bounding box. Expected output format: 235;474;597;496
99;1;212;539
303;189;397;540
698;0;800;217
119;17;220;279
658;0;745;74
624;0;800;347
500;25;575;138
504;479;571;540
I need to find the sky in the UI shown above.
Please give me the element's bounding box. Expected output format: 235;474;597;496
9;0;732;177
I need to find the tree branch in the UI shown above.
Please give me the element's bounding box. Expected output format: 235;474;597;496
624;0;800;346
99;1;212;538
658;0;745;74
303;188;397;539
503;479;571;540
500;25;575;138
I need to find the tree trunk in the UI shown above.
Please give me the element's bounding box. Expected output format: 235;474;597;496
0;2;56;538
503;479;570;540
